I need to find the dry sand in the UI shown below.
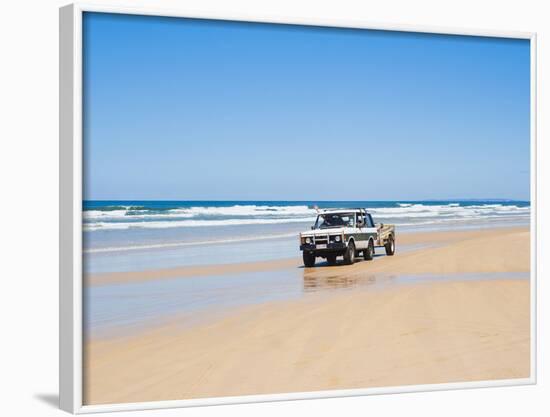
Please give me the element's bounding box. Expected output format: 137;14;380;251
84;227;531;405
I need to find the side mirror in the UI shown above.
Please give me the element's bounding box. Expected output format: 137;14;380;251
311;226;315;230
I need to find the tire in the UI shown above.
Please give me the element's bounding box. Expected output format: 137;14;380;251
326;254;337;266
385;235;395;256
343;240;356;265
303;252;316;267
364;239;374;260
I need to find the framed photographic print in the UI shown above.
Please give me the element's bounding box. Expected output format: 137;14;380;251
59;3;537;413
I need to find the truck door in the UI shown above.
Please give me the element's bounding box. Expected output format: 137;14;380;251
356;211;367;249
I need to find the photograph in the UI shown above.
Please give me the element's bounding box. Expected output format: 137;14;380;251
81;11;531;406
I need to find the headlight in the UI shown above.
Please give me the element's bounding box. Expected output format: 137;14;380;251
335;235;341;242
305;237;311;244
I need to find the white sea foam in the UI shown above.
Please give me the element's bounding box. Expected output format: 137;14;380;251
83;215;317;231
369;203;529;219
84;209;128;219
83;203;530;232
83;204;315;221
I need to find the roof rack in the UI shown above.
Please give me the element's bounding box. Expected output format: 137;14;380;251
318;207;369;213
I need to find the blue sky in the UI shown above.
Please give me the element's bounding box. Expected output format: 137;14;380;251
83;12;531;201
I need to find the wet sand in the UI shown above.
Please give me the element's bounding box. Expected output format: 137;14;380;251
86;227;529;286
84;226;531;405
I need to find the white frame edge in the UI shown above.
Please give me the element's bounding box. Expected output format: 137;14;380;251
59;2;537;414
60;3;83;413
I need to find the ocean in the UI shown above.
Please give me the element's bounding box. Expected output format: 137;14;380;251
83;200;530;273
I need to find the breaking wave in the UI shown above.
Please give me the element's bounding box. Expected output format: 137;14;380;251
83;202;530;232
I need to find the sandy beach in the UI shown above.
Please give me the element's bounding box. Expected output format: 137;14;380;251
83;226;531;405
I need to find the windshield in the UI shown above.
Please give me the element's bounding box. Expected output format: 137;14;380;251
314;213;355;229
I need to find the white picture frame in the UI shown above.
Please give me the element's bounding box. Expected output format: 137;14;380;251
59;3;537;413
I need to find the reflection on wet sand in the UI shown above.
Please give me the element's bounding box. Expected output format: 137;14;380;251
302;268;529;292
303;269;379;291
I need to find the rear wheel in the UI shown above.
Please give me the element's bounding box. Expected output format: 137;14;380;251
385;235;395;256
364;239;374;260
343;240;356;265
303;252;316;267
326;254;337;265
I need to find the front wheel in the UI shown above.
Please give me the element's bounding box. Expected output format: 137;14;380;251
343;240;356;265
303;252;316;267
385;235;395;256
364;239;374;260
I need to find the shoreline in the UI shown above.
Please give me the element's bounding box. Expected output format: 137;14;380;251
86;226;529;287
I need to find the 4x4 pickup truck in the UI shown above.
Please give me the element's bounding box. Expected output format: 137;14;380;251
299;208;395;267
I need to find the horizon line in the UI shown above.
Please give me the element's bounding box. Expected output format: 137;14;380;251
83;198;530;202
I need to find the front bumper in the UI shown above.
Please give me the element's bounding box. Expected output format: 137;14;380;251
300;242;347;252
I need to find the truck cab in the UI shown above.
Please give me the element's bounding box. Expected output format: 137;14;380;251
299;208;395;267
